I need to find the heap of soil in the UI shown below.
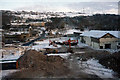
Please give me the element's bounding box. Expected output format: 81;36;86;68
99;51;120;77
4;50;70;78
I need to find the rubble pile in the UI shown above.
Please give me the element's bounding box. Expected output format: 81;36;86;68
5;50;70;78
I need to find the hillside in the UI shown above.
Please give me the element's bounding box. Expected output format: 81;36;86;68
47;14;120;30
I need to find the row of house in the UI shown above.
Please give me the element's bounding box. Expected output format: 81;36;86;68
3;22;46;44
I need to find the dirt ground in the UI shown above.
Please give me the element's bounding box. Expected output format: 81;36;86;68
99;51;120;77
72;46;110;61
2;46;119;79
71;46;120;78
2;49;103;79
3;50;70;78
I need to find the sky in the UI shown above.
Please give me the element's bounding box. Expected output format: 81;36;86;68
0;0;120;14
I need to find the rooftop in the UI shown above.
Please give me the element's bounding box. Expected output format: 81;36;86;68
5;31;29;35
65;29;81;35
81;30;120;38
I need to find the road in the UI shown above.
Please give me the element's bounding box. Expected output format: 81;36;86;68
22;31;46;46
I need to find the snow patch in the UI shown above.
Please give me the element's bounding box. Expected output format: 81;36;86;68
0;70;19;78
77;42;89;47
47;53;71;59
31;39;61;51
79;59;115;78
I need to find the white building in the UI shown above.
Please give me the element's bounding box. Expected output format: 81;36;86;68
80;30;120;49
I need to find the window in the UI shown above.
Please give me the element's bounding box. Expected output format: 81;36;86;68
105;44;111;49
100;46;103;49
119;43;120;45
23;36;26;38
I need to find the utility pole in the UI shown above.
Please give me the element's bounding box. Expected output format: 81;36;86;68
2;52;4;58
118;1;120;15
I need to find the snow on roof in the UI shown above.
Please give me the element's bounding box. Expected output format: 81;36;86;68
5;31;29;35
0;51;22;61
81;30;120;38
0;29;4;31
51;30;58;34
0;49;6;52
41;27;46;30
11;23;29;25
65;29;81;35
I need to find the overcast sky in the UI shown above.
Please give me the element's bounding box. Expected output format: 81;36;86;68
0;0;119;14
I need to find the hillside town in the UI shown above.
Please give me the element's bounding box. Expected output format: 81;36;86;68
0;9;120;80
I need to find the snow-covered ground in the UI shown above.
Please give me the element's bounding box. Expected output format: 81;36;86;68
31;36;89;51
31;39;62;51
47;53;71;59
77;42;89;47
0;70;19;79
79;59;116;78
97;49;120;54
15;12;90;20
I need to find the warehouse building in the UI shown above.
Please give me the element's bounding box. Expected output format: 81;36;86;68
80;30;120;49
